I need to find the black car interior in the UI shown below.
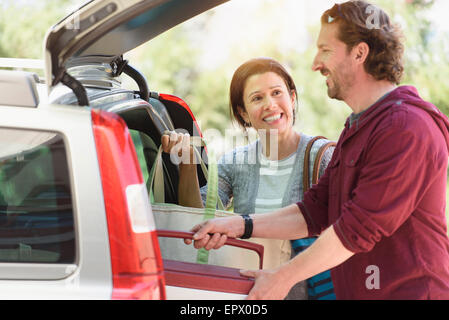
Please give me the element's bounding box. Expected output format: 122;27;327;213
54;58;208;205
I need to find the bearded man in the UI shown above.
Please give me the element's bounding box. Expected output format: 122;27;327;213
186;1;449;300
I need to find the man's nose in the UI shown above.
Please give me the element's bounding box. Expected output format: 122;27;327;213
311;54;322;72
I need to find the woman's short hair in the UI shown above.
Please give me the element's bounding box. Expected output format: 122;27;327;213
321;1;404;84
229;57;298;129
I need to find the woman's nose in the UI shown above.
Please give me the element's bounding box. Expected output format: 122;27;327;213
263;97;276;110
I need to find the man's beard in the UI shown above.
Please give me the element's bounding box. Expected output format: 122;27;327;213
327;76;343;100
324;66;354;101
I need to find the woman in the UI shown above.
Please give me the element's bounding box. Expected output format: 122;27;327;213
162;57;335;300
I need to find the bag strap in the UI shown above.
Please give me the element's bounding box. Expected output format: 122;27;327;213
148;144;164;202
303;136;325;193
303;136;336;193
148;136;225;211
196;145;218;265
312;141;336;184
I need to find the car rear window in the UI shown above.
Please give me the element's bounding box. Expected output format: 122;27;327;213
0;128;75;263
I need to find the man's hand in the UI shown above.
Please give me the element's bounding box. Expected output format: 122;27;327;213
240;268;294;300
184;216;245;249
239;226;354;300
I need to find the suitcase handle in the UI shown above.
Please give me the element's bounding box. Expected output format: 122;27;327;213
157;229;264;269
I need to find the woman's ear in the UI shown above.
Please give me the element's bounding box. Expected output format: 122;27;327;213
290;90;297;105
290;90;298;125
238;106;251;126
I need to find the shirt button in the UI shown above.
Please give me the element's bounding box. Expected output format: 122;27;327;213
352;235;358;241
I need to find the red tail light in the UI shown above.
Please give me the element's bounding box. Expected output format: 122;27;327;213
91;109;166;300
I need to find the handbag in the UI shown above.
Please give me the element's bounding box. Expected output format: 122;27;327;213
150;137;291;270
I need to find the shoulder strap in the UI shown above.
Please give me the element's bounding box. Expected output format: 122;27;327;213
312;141;336;184
303;136;326;193
303;136;336;193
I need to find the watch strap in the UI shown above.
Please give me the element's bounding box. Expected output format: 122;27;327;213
240;214;253;239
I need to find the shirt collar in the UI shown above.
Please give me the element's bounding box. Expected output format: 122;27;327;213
348;90;393;128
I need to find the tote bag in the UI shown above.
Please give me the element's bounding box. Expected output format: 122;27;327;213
150;138;291;270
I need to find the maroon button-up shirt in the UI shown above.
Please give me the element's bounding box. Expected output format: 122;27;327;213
298;86;449;299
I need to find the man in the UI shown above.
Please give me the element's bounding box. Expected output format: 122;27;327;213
186;1;449;299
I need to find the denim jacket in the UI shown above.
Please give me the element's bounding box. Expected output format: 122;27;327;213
200;132;333;214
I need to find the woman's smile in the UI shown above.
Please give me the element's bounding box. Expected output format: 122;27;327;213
263;113;283;124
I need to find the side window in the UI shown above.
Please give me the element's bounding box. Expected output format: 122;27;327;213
0;128;74;263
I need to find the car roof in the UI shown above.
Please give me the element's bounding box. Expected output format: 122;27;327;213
44;0;229;91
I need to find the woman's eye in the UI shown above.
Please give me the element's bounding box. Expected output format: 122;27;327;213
252;96;262;102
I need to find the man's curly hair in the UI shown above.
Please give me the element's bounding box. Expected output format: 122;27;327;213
322;1;404;84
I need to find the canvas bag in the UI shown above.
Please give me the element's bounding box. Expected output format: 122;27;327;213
150;137;290;270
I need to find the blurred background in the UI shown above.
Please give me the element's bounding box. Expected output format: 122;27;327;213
1;0;449;219
1;0;448;137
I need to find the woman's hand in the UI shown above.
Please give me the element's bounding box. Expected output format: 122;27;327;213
184;216;245;249
161;131;195;165
161;131;203;207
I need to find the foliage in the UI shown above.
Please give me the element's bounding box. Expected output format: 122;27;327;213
2;0;447;135
0;0;73;59
1;0;448;220
374;0;449;116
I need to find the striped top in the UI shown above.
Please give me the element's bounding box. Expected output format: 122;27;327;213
255;151;296;213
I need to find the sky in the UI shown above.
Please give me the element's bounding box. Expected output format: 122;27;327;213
170;0;324;72
176;0;449;70
428;0;449;32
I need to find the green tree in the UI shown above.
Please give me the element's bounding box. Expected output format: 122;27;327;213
375;0;449;116
0;0;72;60
129;27;199;98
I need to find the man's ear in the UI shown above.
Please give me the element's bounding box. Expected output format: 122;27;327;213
353;42;370;65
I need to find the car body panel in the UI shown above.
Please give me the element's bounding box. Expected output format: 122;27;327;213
166;286;246;300
0;104;112;299
44;0;228;91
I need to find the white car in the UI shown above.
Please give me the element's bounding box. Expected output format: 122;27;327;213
0;0;263;300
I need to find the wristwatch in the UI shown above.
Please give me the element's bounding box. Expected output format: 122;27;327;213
240;214;253;239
